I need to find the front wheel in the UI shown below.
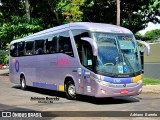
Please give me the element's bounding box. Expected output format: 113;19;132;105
20;76;26;90
65;81;76;100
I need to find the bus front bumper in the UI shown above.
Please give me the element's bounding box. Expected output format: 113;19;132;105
94;81;143;97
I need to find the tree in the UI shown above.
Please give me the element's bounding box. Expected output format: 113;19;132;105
0;16;43;49
56;0;84;23
144;29;160;42
83;0;117;24
0;0;25;22
83;0;160;33
135;33;148;41
25;0;30;21
120;0;160;33
117;0;120;26
0;0;159;48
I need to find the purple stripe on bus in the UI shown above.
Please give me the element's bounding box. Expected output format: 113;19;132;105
46;84;57;90
101;76;132;84
33;82;57;90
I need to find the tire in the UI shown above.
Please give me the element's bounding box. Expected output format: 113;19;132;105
20;76;26;90
65;81;76;100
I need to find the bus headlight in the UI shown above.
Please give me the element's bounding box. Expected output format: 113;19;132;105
94;78;110;86
137;80;142;84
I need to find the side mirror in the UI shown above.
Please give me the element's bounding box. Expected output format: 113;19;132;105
81;37;98;56
137;40;150;73
136;40;150;56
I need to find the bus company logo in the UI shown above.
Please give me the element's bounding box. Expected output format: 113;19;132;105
2;112;11;117
114;79;121;83
15;60;19;72
57;58;69;66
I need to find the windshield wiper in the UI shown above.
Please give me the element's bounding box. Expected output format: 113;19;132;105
110;52;122;75
122;53;135;75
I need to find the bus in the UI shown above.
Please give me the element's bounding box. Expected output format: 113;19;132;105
9;22;150;99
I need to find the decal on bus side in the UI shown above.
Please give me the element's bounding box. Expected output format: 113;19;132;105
57;58;69;66
15;60;19;72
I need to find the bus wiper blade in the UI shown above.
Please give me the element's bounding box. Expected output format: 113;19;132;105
97;69;115;77
111;52;121;74
122;53;135;75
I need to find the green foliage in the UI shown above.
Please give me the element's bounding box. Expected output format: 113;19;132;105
135;29;160;42
83;0;117;24
143;77;160;85
11;16;43;39
57;0;85;23
0;15;43;49
29;0;60;27
0;0;25;22
135;33;148;41
144;29;160;42
0;56;8;64
0;0;159;50
0;50;9;55
0;52;9;64
82;0;160;33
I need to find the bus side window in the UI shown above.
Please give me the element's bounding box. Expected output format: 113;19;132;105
18;42;25;56
58;36;64;53
46;36;58;54
82;41;93;71
72;29;90;62
35;40;45;55
25;41;34;56
10;43;18;57
58;31;74;57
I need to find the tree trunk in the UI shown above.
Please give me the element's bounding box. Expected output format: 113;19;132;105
25;0;30;22
117;0;120;26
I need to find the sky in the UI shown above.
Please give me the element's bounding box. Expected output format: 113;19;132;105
139;22;160;35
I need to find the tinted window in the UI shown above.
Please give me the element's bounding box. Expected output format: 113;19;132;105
58;31;74;57
18;42;25;56
46;36;58;54
72;30;90;43
25;41;34;55
72;30;90;62
82;41;93;71
35;40;45;55
10;43;18;57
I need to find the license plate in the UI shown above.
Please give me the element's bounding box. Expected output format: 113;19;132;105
120;89;128;94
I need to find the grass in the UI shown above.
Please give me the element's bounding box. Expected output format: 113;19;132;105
143;77;160;85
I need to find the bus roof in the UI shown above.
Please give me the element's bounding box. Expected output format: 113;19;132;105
70;22;132;34
11;22;133;44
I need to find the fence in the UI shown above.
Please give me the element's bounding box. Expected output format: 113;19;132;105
144;43;160;79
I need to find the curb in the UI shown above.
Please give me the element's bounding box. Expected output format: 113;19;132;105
142;85;160;94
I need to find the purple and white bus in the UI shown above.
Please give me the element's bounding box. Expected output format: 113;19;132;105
9;22;150;99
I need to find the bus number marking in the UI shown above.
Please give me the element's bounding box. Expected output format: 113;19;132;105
114;79;121;83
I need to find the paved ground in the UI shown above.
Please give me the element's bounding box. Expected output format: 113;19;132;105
0;69;160;120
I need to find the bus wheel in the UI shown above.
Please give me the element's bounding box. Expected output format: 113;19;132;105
65;81;76;100
20;76;26;90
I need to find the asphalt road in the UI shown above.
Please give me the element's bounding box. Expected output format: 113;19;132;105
0;69;160;120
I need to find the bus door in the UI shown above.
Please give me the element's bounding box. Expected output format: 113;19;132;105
81;42;94;96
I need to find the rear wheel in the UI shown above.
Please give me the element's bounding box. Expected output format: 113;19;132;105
65;81;76;100
20;76;26;90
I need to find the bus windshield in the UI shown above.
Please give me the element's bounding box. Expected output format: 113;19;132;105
92;32;141;77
